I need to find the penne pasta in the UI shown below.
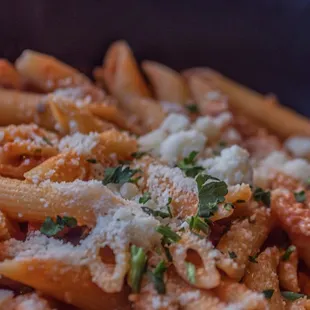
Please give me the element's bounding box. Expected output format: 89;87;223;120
243;247;284;310
0;258;130;310
0;59;24;90
97;40;151;99
142;60;189;104
15;50;91;92
216;207;273;280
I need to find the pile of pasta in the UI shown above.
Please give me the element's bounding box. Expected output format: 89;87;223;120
0;41;309;310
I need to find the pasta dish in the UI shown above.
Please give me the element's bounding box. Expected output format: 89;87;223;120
0;41;309;309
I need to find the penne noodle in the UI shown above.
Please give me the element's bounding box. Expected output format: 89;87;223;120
214;278;268;310
243;247;284;310
0;59;24;90
279;247;300;292
142;60;189;104
216;207;273;280
0;88;45;126
15;50;91;92
47;95;114;134
187;68;310;138
0;258;130;310
98;40;151;99
170;232;221;289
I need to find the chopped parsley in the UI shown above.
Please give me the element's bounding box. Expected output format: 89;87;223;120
224;203;234;211
149;260;167;294
42;136;53;146
131;151;148;159
294;190;306;203
281;291;307;301
102;166;140;185
156;225;181;244
141;207;170;219
195;174;228;219
253;188;271;207
228;251;237;259
139;192;151;204
129;245;147;293
282;245;296;261
248;253;259;263
166;197;173;218
177;151;204;178
236;199;246;203
187;215;209;237
86;158;97;164
185;262;196;284
40;216;77;237
262;289;274;299
186;104;199;113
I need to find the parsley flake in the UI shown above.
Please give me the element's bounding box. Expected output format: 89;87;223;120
139;192;151;204
253;188;271;207
262;289;274;299
177;151;204;178
156;225;181;244
195;174;228;219
149;260;167;294
141;207;170;219
294;191;306;203
102;166;140;185
86;158;97;164
224;203;234;211
281;291;307;301
228;251;237;259
186;104;199;113
42;136;53;146
248;253;259;263
131;151;148;159
129;245;147;293
40;215;77;237
185;262;196;284
282;245;296;261
187;216;209;237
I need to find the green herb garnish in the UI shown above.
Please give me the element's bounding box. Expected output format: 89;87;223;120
187;215;209;236
228;251;237;259
141;207;170;219
224;203;234;211
196;174;228;219
281;291;307;301
262;289;274;299
248;253;259;263
103;166;140;185
139;192;151;204
294;190;306;203
185;262;196;284
166;197;173;218
149;260;167;294
86;158;97;164
156;225;181;244
40;215;77;237
132;151;148;159
42;136;53;146
253;188;271;207
129;245;147;293
186;104;199;113
236;199;246;203
177;151;204;178
282;245;296;261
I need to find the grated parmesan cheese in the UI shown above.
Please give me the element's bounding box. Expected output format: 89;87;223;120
58;132;100;156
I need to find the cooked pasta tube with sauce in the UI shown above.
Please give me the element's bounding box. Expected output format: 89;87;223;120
98;40;151;99
216;207;273;280
0;258;130;310
15;50;91;92
0;59;24;90
142;60;189;104
243;247;284;310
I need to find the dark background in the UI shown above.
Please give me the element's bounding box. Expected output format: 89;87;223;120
1;1;310;115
